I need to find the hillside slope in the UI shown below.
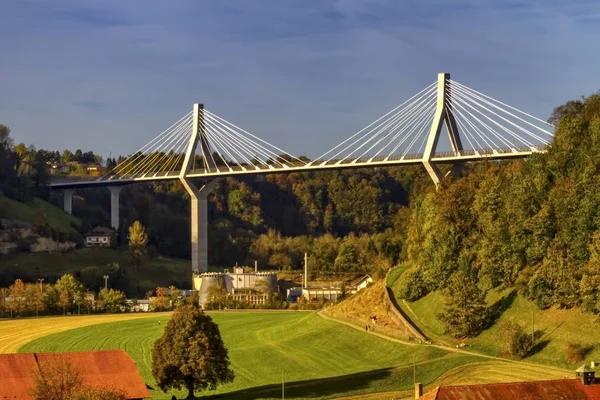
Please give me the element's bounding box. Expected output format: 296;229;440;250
388;265;600;369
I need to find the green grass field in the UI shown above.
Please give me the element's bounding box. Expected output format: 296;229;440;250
0;195;81;233
388;265;600;369
18;312;479;400
0;248;193;293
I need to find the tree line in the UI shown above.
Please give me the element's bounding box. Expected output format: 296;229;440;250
0;273;188;318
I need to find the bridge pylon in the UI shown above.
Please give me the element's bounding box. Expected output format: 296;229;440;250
180;103;216;274
422;72;464;187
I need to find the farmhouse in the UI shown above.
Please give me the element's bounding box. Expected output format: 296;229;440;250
350;274;373;292
84;226;115;247
416;363;600;399
0;349;151;399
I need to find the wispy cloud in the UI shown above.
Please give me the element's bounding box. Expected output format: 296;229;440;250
0;0;598;158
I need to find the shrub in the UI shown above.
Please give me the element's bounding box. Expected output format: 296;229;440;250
500;321;530;358
397;270;428;301
565;342;585;364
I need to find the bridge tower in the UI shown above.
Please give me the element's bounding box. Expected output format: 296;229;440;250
422;72;464;186
179;103;216;274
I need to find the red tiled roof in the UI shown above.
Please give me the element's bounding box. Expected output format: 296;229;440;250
0;350;151;399
85;226;115;237
421;378;600;400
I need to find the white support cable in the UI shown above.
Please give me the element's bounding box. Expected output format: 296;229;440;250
450;88;536;149
373;94;438;159
127;117;193;177
451;99;502;151
345;87;438;160
450;84;548;144
311;82;437;164
164;129;193;176
202;129;235;172
416;106;440;155
450;92;525;149
204;117;270;170
101;112;192;180
204;113;287;169
401;106;436;157
451;108;480;153
203;114;271;169
165;150;186;177
200;119;238;171
450;99;504;151
200;119;238;172
205;110;306;165
351;89;438;162
324;85;437;164
451;80;555;131
204;115;275;169
202;119;249;171
155;125;194;176
137;118;193;177
111;115;192;179
387;101;437;158
416;112;434;154
450;84;543;145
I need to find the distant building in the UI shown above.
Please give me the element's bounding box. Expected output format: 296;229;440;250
84;226;115;248
349;275;373;293
193;267;278;307
302;287;342;302
417;363;600;400
0;350;151;400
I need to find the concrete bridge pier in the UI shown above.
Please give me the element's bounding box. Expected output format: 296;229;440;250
179;179;217;274
108;186;122;230
63;189;75;214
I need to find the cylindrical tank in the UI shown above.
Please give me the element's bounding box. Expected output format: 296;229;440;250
196;273;226;307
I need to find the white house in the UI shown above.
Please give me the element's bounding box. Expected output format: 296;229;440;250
84;227;115;248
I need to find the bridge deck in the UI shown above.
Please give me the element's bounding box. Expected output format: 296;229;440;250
48;145;544;189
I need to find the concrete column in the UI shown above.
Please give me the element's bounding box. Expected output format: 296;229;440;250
63;189;75;214
422;72;463;188
107;186;122;230
180;179;217;274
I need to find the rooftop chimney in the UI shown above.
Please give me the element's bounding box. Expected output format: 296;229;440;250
415;382;423;399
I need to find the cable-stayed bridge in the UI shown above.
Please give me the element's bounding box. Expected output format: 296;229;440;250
49;73;554;274
50;73;553;189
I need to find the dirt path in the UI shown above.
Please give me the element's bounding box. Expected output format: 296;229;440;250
318;311;571;374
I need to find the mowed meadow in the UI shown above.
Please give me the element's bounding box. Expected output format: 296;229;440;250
5;311;571;399
14;311;474;400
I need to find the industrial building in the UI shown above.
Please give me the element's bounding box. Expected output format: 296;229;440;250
193;267;278;307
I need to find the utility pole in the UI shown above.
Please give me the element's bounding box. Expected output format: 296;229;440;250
38;278;44;293
282;369;285;400
413;355;416;385
103;275;109;290
531;310;535;345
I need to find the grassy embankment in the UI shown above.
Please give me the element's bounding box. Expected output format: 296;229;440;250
17;312;480;400
0;194;81;234
388;264;600;369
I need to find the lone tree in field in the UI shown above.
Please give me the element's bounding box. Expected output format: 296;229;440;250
152;304;234;399
128;221;148;270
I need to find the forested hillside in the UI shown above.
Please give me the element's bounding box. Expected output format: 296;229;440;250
399;92;600;327
2;92;600;318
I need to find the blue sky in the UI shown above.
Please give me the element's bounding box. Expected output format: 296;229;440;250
1;0;599;160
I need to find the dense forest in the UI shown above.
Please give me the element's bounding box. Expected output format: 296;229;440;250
2;91;600;319
399;92;600;320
